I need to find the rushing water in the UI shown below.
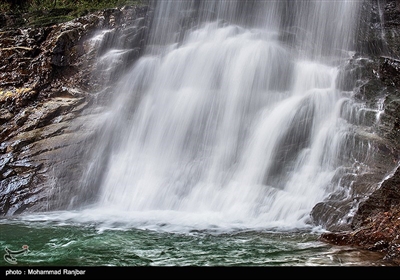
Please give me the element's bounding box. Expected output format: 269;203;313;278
85;0;363;228
1;0;391;267
0;212;388;267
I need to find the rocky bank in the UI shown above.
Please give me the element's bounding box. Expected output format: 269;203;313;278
0;0;400;264
319;0;400;264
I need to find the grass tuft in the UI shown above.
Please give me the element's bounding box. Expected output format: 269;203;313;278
1;0;146;27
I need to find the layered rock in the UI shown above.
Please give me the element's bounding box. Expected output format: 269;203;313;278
0;5;150;215
319;0;400;263
321;166;400;264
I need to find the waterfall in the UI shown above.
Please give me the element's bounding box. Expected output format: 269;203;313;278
82;0;365;230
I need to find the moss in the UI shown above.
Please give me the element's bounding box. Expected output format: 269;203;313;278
22;8;67;26
1;0;146;28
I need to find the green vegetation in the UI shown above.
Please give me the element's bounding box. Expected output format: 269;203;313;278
0;0;146;27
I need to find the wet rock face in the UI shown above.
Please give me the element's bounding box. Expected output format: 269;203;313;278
382;0;400;59
310;54;400;231
321;167;400;263
317;0;400;263
0;5;150;215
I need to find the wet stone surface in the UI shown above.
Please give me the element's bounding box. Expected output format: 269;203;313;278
0;5;150;216
317;0;400;263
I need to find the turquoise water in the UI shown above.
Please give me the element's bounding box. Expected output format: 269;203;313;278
0;212;388;267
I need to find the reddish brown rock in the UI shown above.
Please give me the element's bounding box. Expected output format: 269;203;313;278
321;167;400;263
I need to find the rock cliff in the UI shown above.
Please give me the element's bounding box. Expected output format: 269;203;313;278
0;5;150;215
319;0;400;263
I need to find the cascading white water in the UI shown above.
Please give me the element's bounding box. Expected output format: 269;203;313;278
85;0;364;230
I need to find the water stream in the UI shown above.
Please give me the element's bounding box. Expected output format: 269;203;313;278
84;0;363;230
